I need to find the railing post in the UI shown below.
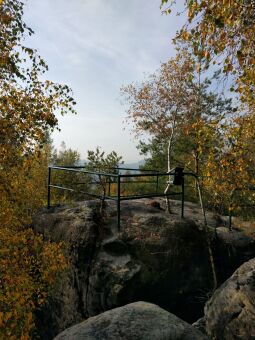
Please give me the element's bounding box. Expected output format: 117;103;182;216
181;176;185;218
156;172;159;194
108;178;111;196
229;205;232;231
47;167;51;209
117;174;121;231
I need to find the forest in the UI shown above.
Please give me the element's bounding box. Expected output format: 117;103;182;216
1;0;255;339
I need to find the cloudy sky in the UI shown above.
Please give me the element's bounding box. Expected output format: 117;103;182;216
24;0;185;162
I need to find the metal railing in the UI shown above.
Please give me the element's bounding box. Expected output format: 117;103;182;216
47;166;199;230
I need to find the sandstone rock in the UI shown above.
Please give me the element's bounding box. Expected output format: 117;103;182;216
54;301;208;340
214;226;255;282
86;200;215;322
33;201;101;340
32;199;255;339
192;317;206;335
204;258;255;339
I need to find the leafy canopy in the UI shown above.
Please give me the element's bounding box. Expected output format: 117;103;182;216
0;1;75;338
160;0;255;107
0;0;76;161
86;146;123;173
85;147;123;200
121;51;232;173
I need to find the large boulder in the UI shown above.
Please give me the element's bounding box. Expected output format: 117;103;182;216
32;199;255;339
54;301;208;340
33;201;101;339
214;226;255;281
204;258;255;339
85;199;215;323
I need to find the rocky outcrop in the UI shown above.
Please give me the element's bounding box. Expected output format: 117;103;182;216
204;258;255;339
192;317;206;335
33;201;101;339
214;226;255;282
85;200;216;322
32;199;255;339
54;301;208;340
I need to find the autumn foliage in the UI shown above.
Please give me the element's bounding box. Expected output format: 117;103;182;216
122;47;255;214
1;0;255;336
161;0;255;108
0;228;67;339
163;0;255;213
0;0;75;338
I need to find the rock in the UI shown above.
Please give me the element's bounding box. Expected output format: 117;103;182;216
192;317;207;335
32;199;255;339
54;301;208;340
204;258;255;339
86;200;215;323
215;226;255;282
33;201;101;340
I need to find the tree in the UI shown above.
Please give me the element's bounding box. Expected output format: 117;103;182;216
160;0;255;108
122;52;193;171
0;146;50;230
85;147;123;207
121;51;232;209
0;0;76;224
160;0;255;215
0;228;67;339
122;51;231;173
138;137;168;172
204;112;255;214
0;0;76;160
50;142;86;203
51;142;80;166
0;1;75;337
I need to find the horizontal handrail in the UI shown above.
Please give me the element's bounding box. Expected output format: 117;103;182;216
110;167;159;172
49;166;119;177
47;166;200;230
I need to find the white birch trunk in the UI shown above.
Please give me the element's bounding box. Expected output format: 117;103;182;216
164;125;175;213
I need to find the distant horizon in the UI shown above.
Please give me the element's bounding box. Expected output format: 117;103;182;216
51;139;146;164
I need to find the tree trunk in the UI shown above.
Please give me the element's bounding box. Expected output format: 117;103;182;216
196;178;218;290
164;129;175;213
194;151;199;197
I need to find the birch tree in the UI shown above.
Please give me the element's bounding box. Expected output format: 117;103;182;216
121;51;231;211
161;0;255;109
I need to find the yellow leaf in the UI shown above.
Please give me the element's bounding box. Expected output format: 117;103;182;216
0;312;4;327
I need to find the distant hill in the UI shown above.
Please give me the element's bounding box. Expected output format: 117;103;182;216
78;159;145;169
123;160;145;169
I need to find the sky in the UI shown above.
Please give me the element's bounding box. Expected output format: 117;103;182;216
24;0;185;163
